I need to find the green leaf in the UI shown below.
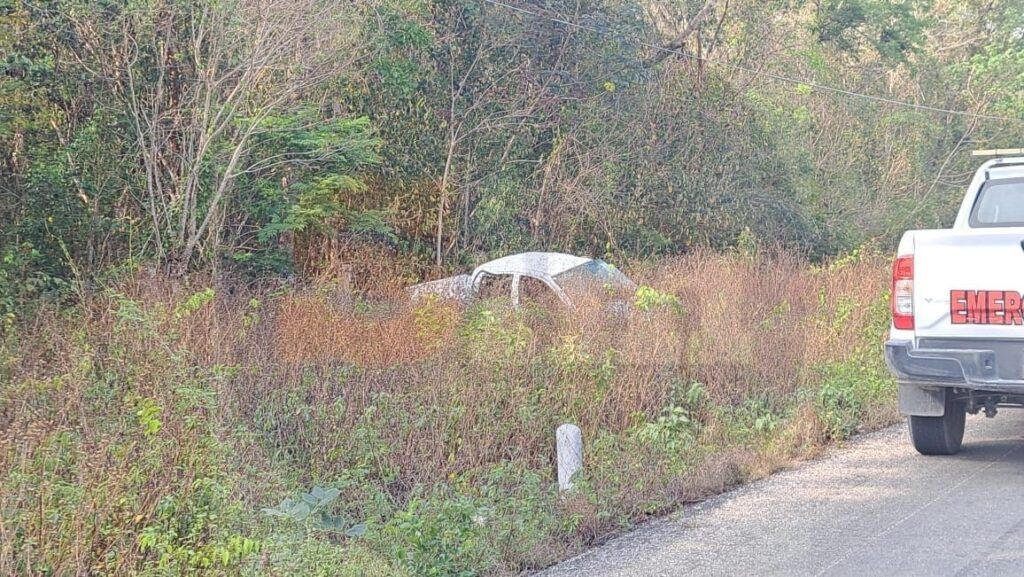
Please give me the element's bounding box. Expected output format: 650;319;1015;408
345;523;367;538
316;514;348;532
289;501;311;521
318;487;340;506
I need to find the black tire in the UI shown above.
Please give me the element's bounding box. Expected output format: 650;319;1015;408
908;391;966;455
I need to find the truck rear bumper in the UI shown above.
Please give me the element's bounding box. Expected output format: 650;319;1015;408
885;339;1024;394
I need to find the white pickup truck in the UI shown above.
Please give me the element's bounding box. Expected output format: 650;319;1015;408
886;153;1024;455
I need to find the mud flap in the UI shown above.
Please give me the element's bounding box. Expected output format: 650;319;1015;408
899;384;946;417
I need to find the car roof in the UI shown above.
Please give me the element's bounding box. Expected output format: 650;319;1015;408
472;252;593;279
983;157;1024;180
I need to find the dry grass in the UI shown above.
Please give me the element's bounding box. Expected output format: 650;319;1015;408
0;249;896;576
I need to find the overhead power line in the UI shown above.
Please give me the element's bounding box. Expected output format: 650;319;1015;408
479;0;1019;123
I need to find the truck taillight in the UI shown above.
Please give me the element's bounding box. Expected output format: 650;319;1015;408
892;255;914;330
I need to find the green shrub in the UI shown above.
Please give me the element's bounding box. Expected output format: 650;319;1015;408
253;540;409;577
137;478;259;575
814;359;892;441
633;286;684;313
385;491;489;577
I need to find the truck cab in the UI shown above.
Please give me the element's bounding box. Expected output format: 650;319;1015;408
886;153;1024;455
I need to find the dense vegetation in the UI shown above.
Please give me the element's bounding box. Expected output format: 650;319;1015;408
2;250;895;575
1;0;1022;574
2;0;1023;290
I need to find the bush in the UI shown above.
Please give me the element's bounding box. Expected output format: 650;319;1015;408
0;250;897;576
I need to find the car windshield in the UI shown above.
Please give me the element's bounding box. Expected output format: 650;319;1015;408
554;260;635;302
971;178;1024;227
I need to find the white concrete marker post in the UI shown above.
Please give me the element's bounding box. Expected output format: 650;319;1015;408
556;424;583;492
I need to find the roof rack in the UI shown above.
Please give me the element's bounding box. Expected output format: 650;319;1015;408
972;148;1024;157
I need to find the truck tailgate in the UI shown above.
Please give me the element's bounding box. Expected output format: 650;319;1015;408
914;228;1024;339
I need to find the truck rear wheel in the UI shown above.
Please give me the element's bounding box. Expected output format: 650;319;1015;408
908;391;966;455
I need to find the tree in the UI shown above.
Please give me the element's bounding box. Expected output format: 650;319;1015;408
63;0;370;273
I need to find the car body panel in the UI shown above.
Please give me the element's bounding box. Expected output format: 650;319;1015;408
888;156;1024;416
408;252;633;310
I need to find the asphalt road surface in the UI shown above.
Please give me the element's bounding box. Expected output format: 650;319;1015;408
541;411;1024;577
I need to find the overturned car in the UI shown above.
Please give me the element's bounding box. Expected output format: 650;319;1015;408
409;252;635;310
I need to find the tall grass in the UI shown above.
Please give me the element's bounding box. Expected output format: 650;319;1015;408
0;249;896;576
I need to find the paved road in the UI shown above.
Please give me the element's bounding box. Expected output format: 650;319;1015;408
541;411;1024;577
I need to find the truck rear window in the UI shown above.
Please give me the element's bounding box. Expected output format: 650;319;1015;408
970;178;1024;227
